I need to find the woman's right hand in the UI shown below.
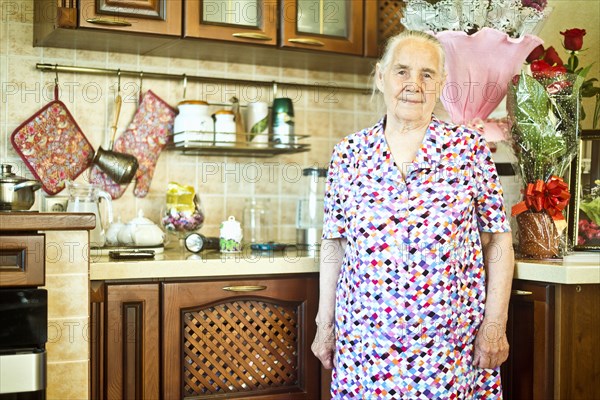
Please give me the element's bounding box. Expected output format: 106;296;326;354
311;322;336;369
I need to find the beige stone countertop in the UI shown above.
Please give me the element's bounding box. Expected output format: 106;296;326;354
90;247;320;280
515;252;600;284
91;246;599;284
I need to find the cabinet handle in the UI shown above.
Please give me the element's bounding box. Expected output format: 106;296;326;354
86;18;132;27
288;38;325;46
511;290;533;296
232;33;273;41
222;285;267;292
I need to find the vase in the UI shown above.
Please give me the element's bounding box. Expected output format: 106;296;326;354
516;211;560;258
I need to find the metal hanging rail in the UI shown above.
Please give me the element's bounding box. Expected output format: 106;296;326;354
36;63;372;95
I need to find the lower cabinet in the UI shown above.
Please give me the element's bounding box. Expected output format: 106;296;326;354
502;280;600;400
91;275;319;400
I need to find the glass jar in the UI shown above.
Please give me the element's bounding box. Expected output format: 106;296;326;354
296;168;327;246
243;199;271;244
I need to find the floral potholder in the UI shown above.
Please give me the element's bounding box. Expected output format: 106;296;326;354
10;86;94;195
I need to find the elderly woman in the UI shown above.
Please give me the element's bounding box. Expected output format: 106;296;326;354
311;30;514;399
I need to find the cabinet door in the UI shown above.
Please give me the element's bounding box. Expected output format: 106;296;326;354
79;0;182;35
162;276;319;399
281;0;364;55
101;283;160;400
501;281;554;400
185;0;277;45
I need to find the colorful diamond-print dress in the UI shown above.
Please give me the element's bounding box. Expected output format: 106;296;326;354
323;117;510;399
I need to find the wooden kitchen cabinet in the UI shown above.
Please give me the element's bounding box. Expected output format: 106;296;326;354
162;276;319;399
281;0;365;55
502;280;600;400
184;0;278;46
90;282;160;400
91;275;319;399
78;0;182;35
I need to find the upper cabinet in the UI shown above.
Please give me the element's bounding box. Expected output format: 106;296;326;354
281;0;364;55
79;0;182;35
184;0;278;46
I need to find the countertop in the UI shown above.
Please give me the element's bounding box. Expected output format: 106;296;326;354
90;247;320;280
90;246;599;284
0;212;96;231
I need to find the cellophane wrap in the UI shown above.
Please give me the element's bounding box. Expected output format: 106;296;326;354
507;71;583;257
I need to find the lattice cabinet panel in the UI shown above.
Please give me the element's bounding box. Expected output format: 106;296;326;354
378;0;405;45
182;300;299;396
162;277;319;399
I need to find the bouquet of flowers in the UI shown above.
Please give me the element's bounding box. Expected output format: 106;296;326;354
401;1;547;141
401;0;550;38
507;58;584;257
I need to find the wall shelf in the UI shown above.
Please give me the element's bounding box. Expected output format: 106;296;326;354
167;131;310;157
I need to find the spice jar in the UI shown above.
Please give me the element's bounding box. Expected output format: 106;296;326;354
214;109;236;146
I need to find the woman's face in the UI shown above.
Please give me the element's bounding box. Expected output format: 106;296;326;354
376;38;445;125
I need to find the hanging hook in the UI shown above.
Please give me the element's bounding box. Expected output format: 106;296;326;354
139;71;144;94
272;81;278;99
117;69;121;94
182;73;187;100
54;64;59;86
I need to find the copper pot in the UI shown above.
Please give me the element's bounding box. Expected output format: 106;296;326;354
0;164;42;211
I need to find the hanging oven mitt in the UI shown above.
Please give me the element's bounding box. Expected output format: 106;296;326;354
113;90;176;198
10;84;94;195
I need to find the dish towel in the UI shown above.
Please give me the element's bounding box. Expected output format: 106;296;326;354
115;90;176;197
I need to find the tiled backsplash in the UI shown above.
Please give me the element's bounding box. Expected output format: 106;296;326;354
0;0;378;241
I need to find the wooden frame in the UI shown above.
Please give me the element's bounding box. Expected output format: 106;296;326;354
568;130;600;250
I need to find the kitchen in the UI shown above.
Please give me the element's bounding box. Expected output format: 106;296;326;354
1;0;599;399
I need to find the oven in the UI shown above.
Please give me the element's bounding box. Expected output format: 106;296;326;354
0;234;47;400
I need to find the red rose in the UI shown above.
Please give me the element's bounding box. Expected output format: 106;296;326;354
543;46;563;66
526;44;545;63
530;60;567;78
560;28;586;51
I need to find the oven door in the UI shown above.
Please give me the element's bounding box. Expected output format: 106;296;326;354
0;289;47;398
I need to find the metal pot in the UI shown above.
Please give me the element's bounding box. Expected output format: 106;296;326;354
0;164;42;211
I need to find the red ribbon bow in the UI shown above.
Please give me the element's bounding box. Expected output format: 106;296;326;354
511;176;570;220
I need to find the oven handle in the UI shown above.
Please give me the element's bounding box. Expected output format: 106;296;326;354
0;351;46;394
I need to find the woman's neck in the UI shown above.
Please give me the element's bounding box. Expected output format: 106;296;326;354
385;114;432;137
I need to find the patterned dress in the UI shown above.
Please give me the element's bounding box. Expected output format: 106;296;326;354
323;116;510;399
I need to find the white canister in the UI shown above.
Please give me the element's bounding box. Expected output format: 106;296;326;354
214;110;237;147
174;100;215;144
220;216;243;253
246;101;269;147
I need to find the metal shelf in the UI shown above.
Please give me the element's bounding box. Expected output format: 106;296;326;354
167;131;310;157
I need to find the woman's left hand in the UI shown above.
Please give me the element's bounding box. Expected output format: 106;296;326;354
472;319;509;369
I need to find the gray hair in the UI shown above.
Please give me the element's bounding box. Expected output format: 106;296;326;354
370;30;446;111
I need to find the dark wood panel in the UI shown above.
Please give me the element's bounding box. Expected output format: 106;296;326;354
0;213;95;232
0;234;45;287
556;284;600;400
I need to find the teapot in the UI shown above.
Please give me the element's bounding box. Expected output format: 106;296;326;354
66;181;113;248
117;210;165;247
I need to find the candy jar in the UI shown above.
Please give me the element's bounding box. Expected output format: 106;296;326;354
220;216;243;253
161;182;205;247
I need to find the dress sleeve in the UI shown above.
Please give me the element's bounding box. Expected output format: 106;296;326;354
322;141;349;239
473;133;511;233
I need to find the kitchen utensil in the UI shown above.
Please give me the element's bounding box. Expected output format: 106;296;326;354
117;209;165;247
92;91;139;184
174;100;214;143
113;90;176;197
65;181;113;248
10;84;94;195
242;198;271;244
0;164;42;211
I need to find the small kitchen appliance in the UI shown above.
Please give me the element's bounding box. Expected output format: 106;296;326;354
296;168;327;248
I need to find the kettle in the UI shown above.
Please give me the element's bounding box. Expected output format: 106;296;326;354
117;210;165;247
66;181;113;248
